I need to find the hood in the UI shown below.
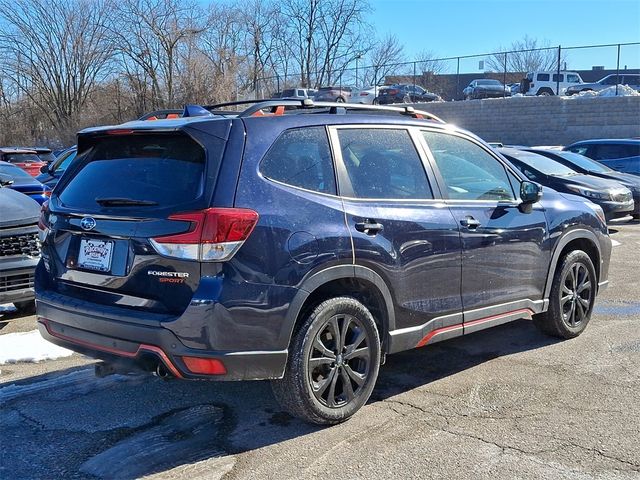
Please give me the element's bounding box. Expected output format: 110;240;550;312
0;187;41;228
596;171;640;191
557;173;628;192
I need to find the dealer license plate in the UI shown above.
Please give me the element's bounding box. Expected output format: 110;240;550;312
78;238;113;272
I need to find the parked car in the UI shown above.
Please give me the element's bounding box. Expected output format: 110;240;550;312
564;139;640;176
463;79;511;100
497;147;633;220
28;147;56;165
521;71;583;96
280;88;316;100
0;147;48;177
37;100;612;425
313;86;352;102
525;147;640;219
566;74;640;95
507;83;521;95
352;85;382;104
0;173;41;313
36;146;77;189
377;84;440;104
0;161;50;204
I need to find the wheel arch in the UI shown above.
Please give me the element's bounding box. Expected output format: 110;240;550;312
280;265;395;353
543;229;601;299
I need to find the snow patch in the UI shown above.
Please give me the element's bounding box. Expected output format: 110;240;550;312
565;84;640;98
0;330;74;365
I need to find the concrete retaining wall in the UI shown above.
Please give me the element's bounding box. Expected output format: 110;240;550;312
410;96;640;146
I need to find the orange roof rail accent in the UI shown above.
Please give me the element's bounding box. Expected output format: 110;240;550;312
166;113;179;119
273;106;285;115
146;116;158;121
251;109;267;117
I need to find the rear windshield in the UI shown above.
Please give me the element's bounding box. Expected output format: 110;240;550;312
58;134;208;210
477;79;501;85
37;152;56;163
3;153;41;163
508;152;578;176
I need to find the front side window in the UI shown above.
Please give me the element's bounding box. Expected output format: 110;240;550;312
602;75;618;85
567;74;580;83
337;128;432;199
593;144;640;160
423;132;515;201
260;127;336;195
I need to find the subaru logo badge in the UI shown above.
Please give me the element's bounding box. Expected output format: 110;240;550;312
80;217;97;231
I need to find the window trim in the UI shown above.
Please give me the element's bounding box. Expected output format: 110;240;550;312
328;124;440;202
416;128;525;206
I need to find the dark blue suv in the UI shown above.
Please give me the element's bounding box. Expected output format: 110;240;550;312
36;101;612;424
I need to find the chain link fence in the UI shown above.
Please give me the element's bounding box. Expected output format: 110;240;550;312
254;42;640;101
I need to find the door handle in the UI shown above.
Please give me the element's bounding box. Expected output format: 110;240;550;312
355;219;384;236
460;216;481;229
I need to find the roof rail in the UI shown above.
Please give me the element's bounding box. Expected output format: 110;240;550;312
203;99;445;123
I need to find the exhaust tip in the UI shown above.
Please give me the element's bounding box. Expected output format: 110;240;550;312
154;362;172;379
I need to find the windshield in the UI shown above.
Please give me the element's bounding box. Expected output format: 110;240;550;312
477;80;501;86
0;163;33;179
52;149;77;174
509;151;578;176
554;151;613;173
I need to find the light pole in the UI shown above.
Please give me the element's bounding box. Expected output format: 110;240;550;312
355;54;363;88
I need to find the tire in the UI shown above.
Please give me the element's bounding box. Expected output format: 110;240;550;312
402;94;411;104
632;213;640;220
537;88;554;96
335;96;345;103
533;250;596;339
372;97;379;105
272;297;381;425
13;300;35;315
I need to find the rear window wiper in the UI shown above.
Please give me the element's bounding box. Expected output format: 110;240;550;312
95;197;158;206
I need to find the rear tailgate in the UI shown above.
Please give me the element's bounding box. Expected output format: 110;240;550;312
42;124;232;316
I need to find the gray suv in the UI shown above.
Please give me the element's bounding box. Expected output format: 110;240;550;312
566;74;640;95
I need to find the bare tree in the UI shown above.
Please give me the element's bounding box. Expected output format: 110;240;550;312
362;34;405;86
112;0;204;111
0;0;115;141
486;36;565;73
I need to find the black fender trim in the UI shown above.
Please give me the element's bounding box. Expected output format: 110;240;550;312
543;228;601;299
278;265;396;351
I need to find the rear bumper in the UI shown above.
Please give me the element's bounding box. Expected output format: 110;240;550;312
36;290;288;381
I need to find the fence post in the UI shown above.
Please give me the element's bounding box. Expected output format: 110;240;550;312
503;52;507;98
413;61;416;93
616;44;621;96
456;57;460;100
556;45;561;95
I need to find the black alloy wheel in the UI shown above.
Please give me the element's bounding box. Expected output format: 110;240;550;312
308;313;371;408
560;262;592;328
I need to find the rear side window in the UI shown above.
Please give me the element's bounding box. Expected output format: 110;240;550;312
260;127;336;195
537;73;550;81
552;74;563;82
58;134;208;210
337;128;432;199
593;144;640;160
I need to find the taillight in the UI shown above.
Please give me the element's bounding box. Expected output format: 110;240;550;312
360;92;369;96
38;200;50;231
182;356;226;375
150;208;259;262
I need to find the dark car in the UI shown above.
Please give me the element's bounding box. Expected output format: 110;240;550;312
312;86;352;102
37;99;611;425
498;148;634;221
36;146;77;189
0;148;48;177
525;148;640;219
0;174;41;313
564;139;640;176
0;161;50;204
377;84;440;104
463;79;511;100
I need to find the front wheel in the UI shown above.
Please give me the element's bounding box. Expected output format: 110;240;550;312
335;96;346;103
533;250;596;339
272;297;381;425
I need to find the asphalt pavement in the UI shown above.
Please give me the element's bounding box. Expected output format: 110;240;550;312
1;219;639;480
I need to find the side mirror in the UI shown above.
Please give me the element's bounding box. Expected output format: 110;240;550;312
40;164;49;174
519;181;542;213
0;173;14;187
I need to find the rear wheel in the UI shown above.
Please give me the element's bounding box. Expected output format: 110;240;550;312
533;250;596;339
336;96;346;103
272;297;381;425
537;88;554;96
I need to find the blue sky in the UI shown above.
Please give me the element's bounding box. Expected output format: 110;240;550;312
367;0;640;72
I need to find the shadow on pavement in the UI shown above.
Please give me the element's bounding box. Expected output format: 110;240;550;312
0;318;560;479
